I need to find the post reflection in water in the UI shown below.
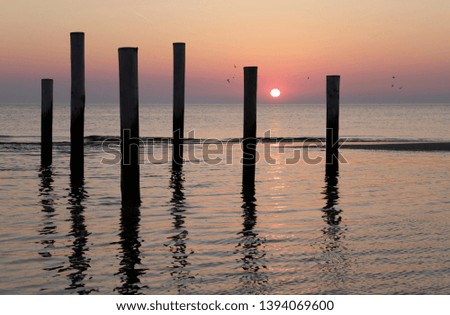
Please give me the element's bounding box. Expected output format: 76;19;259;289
323;167;341;225
38;166;57;259
166;165;194;294
115;205;148;294
319;167;350;288
65;176;96;294
235;172;268;294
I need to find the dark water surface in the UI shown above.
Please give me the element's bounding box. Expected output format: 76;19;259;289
1;104;449;294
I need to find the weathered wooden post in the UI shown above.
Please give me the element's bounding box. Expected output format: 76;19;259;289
41;79;53;166
326;75;340;174
70;32;85;178
172;43;186;168
242;67;258;187
119;47;141;207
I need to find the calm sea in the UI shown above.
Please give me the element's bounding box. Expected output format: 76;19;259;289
0;103;449;294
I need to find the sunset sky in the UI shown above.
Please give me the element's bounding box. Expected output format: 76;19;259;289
1;0;450;104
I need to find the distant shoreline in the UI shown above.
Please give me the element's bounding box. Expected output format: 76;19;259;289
287;141;450;151
340;142;450;151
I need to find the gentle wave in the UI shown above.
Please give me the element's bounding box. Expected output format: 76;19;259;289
0;134;444;144
2;135;450;152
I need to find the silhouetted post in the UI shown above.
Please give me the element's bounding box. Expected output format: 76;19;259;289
242;67;258;187
172;43;186;168
70;32;85;178
119;47;141;207
41;79;53;166
326;75;340;174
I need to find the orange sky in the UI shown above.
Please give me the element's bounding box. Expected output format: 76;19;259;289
1;0;450;104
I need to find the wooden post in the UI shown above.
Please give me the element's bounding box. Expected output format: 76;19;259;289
242;67;258;187
119;47;141;207
70;32;85;178
326;75;340;174
172;43;186;167
41;79;53;167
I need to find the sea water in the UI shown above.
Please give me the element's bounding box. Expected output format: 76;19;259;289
0;103;449;294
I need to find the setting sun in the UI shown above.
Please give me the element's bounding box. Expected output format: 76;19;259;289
270;88;281;98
